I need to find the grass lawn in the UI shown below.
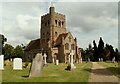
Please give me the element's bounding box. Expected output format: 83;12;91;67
98;62;120;78
2;62;92;83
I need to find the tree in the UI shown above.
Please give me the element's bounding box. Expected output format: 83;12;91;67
114;48;120;62
4;44;14;60
88;44;94;61
93;40;98;61
14;45;24;58
98;37;104;60
0;34;7;54
80;48;86;60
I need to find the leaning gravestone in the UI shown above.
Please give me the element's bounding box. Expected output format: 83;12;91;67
13;58;22;70
0;55;4;70
29;53;44;77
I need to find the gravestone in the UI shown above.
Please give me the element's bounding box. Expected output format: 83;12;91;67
112;57;115;63
29;53;44;77
13;58;22;70
56;60;59;65
101;58;103;62
0;55;4;70
65;50;76;70
43;53;47;65
80;58;82;63
99;58;100;62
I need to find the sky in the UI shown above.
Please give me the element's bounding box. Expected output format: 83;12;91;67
0;0;119;50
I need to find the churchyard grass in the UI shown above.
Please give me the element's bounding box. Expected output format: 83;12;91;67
98;62;120;78
2;62;92;82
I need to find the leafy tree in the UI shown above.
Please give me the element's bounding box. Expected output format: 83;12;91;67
88;44;94;61
14;45;24;58
4;44;14;60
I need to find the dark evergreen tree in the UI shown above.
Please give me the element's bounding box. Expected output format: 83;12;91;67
0;34;7;54
115;48;120;62
80;48;86;60
93;40;98;61
109;45;115;61
98;37;104;60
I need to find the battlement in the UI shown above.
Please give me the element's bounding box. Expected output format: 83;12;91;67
55;12;65;17
41;13;50;19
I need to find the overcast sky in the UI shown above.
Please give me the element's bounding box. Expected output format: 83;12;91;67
0;0;118;50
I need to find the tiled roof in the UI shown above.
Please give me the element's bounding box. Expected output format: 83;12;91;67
24;38;40;51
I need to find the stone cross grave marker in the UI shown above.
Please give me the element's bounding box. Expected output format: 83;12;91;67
68;54;70;64
13;58;22;70
65;50;76;70
0;55;4;70
43;53;47;65
29;53;44;77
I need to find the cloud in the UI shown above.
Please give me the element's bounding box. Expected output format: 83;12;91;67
1;2;118;49
55;2;118;33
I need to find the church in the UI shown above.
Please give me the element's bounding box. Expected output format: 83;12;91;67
24;5;81;63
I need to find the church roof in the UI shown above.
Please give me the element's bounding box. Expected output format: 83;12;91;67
54;33;68;46
24;38;40;51
59;33;68;39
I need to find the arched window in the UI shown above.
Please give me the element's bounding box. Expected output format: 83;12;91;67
71;44;75;50
55;20;57;25
48;20;50;25
58;21;61;27
65;43;69;50
62;21;64;26
45;22;47;26
55;32;58;37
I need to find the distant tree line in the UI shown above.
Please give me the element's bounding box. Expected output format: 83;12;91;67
3;44;24;60
81;37;120;62
1;34;24;60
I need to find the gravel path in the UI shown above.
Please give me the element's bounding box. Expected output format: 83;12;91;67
88;62;119;84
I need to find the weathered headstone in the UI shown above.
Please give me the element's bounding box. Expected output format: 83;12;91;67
99;58;100;62
101;58;103;62
112;57;115;63
43;53;47;65
0;55;4;70
29;53;44;77
65;50;76;70
56;60;59;65
80;58;82;63
13;58;22;70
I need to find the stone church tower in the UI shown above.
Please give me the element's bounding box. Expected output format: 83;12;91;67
40;5;66;62
24;5;81;63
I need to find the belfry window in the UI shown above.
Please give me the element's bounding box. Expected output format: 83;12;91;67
55;20;57;25
62;21;64;26
59;21;61;27
55;32;58;37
